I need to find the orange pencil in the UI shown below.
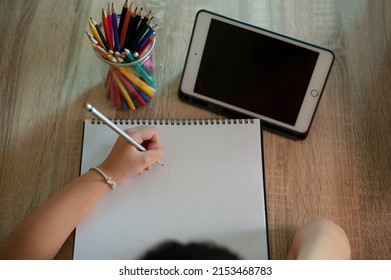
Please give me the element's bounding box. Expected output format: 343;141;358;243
114;83;122;110
102;8;113;50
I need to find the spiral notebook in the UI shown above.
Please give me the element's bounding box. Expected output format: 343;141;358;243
74;119;268;260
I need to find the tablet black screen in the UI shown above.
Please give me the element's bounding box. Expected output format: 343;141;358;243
194;19;319;125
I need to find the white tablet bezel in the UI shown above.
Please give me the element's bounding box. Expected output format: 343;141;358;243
180;10;334;137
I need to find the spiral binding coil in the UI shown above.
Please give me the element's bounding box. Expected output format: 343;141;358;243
90;119;255;125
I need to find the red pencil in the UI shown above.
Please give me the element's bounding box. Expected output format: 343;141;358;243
113;68;147;106
108;72;116;106
136;33;155;55
102;8;113;50
107;3;113;50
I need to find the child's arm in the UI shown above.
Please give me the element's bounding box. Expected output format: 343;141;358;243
287;219;351;260
0;126;163;260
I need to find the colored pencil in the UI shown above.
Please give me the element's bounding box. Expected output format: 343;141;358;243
86;31;110;61
118;0;128;36
129;12;152;51
114;51;124;63
119;1;133;48
107;72;116;106
113;68;147;106
124;7;142;50
124;49;155;87
111;3;121;52
135;11;151;35
92;44;109;60
118;67;155;98
124;7;137;45
120;90;129;110
136;33;155;55
107;3;113;50
88;19;106;50
85;31;100;45
102;8;113;50
135;9;151;35
134;24;157;52
135;86;151;103
107;54;118;63
110;69;136;110
90;17;109;50
114;83;122;109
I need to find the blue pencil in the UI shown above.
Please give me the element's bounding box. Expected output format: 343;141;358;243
134;85;151;103
111;3;121;52
120;91;129;110
134;24;157;52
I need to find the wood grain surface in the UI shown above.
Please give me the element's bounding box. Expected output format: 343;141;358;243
0;0;390;259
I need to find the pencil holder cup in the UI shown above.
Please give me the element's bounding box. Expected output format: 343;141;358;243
89;18;157;111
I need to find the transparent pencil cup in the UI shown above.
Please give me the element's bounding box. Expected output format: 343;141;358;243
91;22;156;111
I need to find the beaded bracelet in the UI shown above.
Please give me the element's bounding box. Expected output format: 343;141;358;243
89;167;117;190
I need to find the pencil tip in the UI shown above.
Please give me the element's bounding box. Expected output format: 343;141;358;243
84;102;93;110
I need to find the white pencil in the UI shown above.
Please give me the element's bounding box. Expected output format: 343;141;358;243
84;102;164;166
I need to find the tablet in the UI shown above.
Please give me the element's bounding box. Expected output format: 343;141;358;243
179;10;334;139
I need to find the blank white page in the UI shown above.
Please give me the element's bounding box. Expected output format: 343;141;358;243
74;119;268;259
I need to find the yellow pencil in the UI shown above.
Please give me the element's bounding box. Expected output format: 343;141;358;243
88;19;105;49
92;44;109;60
110;68;136;110
118;67;155;98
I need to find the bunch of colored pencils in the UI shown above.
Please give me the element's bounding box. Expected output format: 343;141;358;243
86;1;157;111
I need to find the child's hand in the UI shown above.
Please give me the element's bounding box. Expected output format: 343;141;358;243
98;126;163;183
287;219;351;260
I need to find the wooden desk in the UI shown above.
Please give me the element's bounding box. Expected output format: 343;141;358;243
0;0;390;260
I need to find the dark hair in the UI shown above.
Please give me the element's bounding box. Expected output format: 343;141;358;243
141;240;241;260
